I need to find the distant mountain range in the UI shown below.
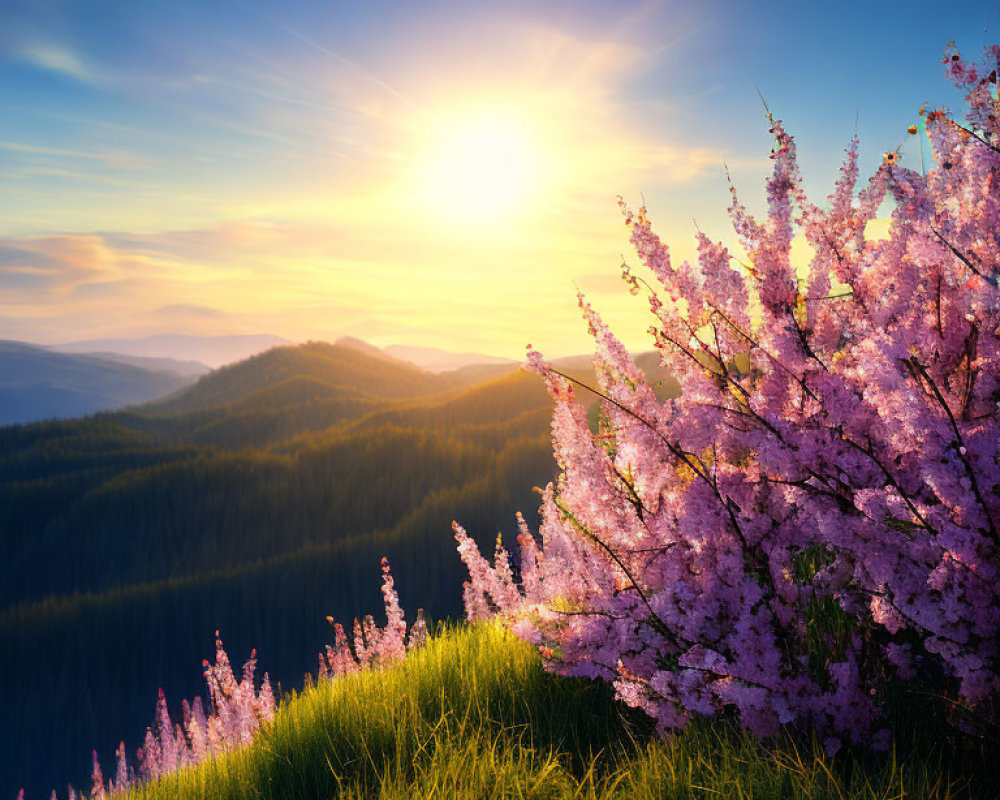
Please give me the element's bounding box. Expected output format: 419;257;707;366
0;334;524;425
76;351;211;379
337;336;518;372
0;333;679;427
54;333;514;373
55;333;289;368
0;341;205;425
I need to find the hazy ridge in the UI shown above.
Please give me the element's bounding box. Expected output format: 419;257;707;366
0;341;202;425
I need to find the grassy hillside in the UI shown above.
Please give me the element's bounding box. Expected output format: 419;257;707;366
129;623;996;800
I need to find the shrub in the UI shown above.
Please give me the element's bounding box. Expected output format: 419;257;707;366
456;42;1000;751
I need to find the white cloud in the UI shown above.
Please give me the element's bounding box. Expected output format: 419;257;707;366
18;41;102;84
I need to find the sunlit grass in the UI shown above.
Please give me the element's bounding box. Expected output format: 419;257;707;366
130;623;996;800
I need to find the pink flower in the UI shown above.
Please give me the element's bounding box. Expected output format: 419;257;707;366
456;42;1000;747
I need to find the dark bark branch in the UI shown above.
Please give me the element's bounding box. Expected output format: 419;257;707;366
908;357;998;542
553;496;685;648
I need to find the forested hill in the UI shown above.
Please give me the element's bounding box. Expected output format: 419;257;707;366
0;340;676;798
142;340;515;415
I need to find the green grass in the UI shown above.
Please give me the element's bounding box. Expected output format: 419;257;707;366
131;623;997;800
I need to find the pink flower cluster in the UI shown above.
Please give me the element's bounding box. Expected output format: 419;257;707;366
317;557;428;680
21;559;425;799
19;635;276;800
457;44;1000;749
86;633;277;797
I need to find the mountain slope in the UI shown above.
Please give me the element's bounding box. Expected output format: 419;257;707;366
74;351;211;378
0;341;199;424
144;340;505;415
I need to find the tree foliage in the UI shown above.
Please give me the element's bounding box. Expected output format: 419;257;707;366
457;43;1000;750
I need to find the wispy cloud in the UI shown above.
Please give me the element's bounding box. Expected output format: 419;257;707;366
0;235;121;295
152;303;227;319
0;141;156;171
17;41;102;84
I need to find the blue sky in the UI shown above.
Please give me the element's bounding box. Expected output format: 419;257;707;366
0;0;996;355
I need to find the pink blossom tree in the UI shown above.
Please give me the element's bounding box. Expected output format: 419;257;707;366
456;43;1000;750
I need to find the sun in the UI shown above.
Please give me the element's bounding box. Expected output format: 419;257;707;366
413;109;547;228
